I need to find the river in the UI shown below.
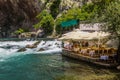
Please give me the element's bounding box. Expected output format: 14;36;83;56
0;40;120;80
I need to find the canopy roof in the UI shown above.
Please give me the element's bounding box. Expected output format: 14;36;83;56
61;20;78;27
59;30;110;40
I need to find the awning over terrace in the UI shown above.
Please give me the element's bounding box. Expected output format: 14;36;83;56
59;31;110;40
61;20;79;28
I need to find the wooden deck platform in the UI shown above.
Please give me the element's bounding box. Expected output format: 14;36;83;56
62;49;118;68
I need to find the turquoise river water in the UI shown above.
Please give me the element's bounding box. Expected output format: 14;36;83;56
0;40;120;80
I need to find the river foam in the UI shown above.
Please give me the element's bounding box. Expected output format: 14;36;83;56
0;40;62;61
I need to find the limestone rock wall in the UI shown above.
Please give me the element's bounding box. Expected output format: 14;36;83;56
60;0;92;11
0;0;45;37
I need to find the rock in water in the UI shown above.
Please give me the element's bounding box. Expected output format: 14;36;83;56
33;41;40;46
38;48;45;51
26;45;37;48
17;48;26;52
26;41;40;48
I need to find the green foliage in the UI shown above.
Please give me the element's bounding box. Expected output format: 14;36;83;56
14;28;24;34
81;0;115;22
56;8;90;25
50;0;61;18
56;25;61;34
55;8;91;34
34;10;54;34
34;0;119;36
81;3;98;19
104;0;120;36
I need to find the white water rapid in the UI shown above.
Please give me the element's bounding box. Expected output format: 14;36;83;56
0;40;62;61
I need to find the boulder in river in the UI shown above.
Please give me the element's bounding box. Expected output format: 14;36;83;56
17;48;26;52
26;45;37;48
33;41;40;46
26;41;40;48
38;48;45;51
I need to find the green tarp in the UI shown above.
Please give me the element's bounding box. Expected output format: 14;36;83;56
61;20;78;28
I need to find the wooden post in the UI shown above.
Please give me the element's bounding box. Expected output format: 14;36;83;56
117;40;120;64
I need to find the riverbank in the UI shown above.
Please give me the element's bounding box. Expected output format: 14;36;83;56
56;73;120;80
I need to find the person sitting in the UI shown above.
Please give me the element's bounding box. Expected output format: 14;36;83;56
100;55;109;63
80;48;88;55
81;41;85;47
68;42;73;51
73;44;80;53
64;41;70;49
89;49;95;57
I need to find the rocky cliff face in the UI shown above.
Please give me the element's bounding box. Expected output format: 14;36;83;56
0;0;92;38
60;0;92;11
0;0;45;37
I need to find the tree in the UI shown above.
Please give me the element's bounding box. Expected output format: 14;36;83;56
50;0;61;19
80;0;115;22
34;10;54;35
50;0;61;37
103;1;120;63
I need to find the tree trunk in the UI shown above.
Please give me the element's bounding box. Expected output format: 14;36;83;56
117;39;120;64
52;24;56;37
